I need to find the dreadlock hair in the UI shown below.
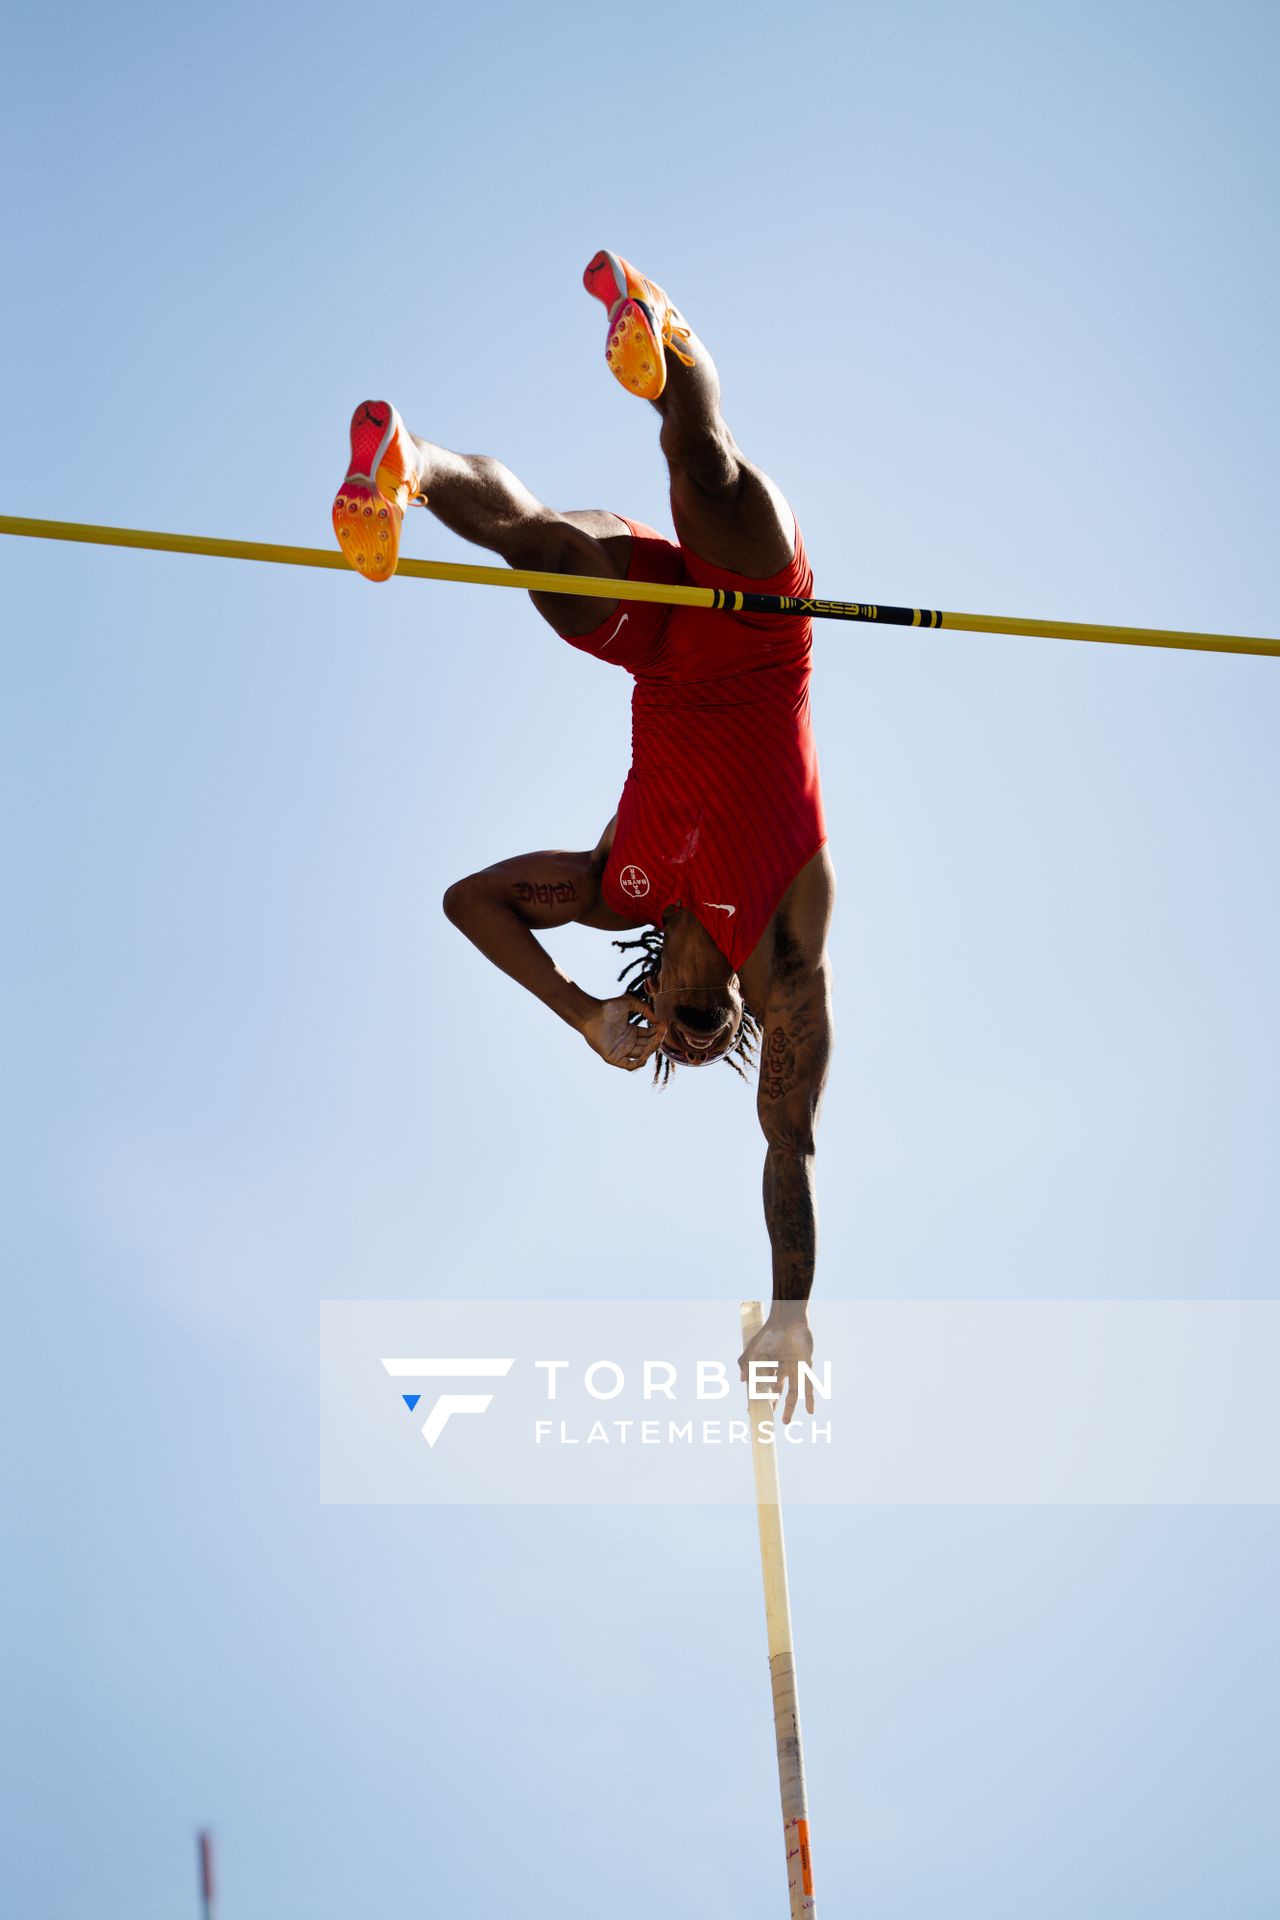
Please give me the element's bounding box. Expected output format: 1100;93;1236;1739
614;928;761;1086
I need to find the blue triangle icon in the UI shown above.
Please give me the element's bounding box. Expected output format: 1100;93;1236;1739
402;1393;421;1412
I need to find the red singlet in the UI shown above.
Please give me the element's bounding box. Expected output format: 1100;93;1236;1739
565;519;827;971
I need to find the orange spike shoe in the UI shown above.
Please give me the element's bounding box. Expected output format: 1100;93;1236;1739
582;250;696;401
332;400;426;583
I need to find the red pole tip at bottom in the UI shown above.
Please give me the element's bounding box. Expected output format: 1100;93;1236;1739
198;1830;215;1901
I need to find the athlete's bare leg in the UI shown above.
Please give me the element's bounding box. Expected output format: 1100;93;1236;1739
405;438;630;639
650;322;796;578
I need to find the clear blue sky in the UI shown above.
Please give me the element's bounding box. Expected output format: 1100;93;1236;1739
3;1;1278;1915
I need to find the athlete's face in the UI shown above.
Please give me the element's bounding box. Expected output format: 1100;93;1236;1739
649;977;744;1067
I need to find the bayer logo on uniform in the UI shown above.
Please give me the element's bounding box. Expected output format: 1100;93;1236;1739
620;865;651;898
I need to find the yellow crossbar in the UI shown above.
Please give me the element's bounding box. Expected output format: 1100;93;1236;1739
2;514;1276;660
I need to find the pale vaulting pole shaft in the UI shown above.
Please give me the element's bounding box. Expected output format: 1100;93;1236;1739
741;1301;816;1919
1;515;1276;659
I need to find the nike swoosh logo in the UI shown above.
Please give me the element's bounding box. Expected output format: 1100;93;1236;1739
702;901;736;916
599;612;629;649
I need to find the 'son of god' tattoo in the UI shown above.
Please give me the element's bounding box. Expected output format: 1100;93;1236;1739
763;1023;795;1102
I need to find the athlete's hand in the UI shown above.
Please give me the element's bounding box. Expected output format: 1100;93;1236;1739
739;1304;815;1424
579;995;662;1072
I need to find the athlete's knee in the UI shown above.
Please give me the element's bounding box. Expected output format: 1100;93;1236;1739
660;415;740;496
501;511;592;577
458;458;569;565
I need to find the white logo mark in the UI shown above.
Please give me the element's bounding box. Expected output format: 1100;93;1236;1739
702;901;737;916
620;865;651;898
599;613;630;650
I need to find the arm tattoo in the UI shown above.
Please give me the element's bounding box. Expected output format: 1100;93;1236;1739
758;948;830;1302
762;1022;797;1102
513;879;578;906
763;1147;817;1302
761;1003;816;1102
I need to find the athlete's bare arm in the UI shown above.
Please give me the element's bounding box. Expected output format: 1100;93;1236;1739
739;847;835;1420
443;830;660;1072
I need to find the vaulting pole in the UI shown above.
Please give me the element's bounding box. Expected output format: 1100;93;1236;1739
741;1301;816;1919
1;515;1276;659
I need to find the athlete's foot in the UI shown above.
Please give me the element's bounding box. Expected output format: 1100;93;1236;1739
582;250;696;401
332;400;427;583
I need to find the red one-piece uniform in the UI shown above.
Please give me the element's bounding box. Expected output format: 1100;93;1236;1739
565;519;828;971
